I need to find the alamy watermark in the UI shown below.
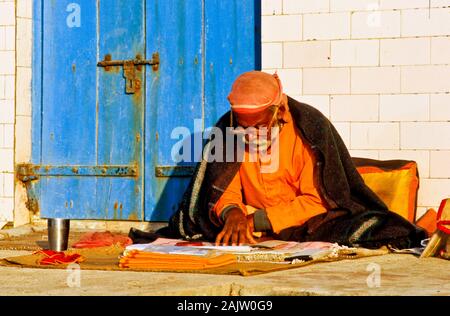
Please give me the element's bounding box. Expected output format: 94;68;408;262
66;263;81;288
66;3;81;28
366;263;381;288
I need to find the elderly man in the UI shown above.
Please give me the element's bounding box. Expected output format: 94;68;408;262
168;71;425;249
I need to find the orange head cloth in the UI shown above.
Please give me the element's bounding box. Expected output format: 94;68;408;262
227;71;283;115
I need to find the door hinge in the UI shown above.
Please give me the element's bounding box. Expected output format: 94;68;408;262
16;164;138;182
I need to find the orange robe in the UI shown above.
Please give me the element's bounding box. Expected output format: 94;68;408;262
213;109;328;234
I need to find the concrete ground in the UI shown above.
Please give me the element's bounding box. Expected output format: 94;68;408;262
0;249;449;296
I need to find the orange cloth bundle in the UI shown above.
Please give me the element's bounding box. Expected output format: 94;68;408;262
35;250;85;266
416;208;437;236
72;231;132;249
119;250;237;270
354;158;419;223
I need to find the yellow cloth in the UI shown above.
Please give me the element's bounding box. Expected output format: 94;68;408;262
213;109;328;234
357;163;418;222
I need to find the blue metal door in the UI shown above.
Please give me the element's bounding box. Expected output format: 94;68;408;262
30;0;260;221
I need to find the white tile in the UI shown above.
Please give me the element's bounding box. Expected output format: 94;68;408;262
379;0;430;9
14;182;31;227
262;43;283;69
262;68;276;74
402;8;450;37
401;65;450;94
15;115;31;163
418;179;450;207
330;95;379;121
431;37;450;64
0;75;4;99
401;122;450;150
262;15;302;42
0;51;15;75
351;67;401;94
262;0;282;15
276;68;302;95
0;124;3;147
330;0;380;12
0;148;13;172
303;68;350;95
333;122;351;148
3;123;13;148
379;94;429;121
303;13;350;40
0;173;3;196
284;41;330;68
0;2;15;26
3;172;13;197
17;0;33;18
16;18;32;67
379;150;430;178
16;67;31;116
4;75;14;99
380;38;430;66
0;99;14;123
292;95;330;118
0;27;5;50
349;150;380;160
351;122;400;149
432;0;450;6
0;197;13;222
4;25;14;50
331;40;379;67
430;94;450;121
351;10;401;39
283;0;329;14
430;151;450;178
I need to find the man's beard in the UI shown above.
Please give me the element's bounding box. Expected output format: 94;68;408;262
243;123;282;152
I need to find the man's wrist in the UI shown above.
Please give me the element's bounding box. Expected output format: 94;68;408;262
253;209;273;232
220;205;244;222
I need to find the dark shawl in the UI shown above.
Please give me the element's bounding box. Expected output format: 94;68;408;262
165;97;426;249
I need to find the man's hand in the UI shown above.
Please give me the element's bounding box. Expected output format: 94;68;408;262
215;208;257;246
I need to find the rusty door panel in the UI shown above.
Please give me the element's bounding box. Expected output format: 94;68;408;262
37;0;145;220
41;0;97;166
144;0;260;221
39;0;98;219
144;0;203;220
32;0;259;221
96;0;145;220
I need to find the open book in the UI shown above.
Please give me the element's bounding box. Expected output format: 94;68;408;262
121;238;337;268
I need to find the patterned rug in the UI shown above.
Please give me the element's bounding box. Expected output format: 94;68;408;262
0;244;390;276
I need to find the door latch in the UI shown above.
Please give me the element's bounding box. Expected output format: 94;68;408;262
97;53;159;94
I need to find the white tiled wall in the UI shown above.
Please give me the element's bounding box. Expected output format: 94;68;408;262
0;0;15;225
0;0;449;225
262;0;450;217
0;0;32;227
14;0;33;227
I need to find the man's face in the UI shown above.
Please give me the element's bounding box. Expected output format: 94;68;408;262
234;107;279;146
